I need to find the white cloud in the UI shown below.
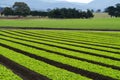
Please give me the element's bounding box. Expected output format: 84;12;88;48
43;0;93;3
65;0;93;3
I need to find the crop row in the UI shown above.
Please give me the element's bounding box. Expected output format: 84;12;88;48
0;32;120;68
0;64;22;80
13;30;120;50
0;46;90;80
10;30;120;53
0;30;120;80
0;31;120;79
28;30;120;46
83;32;120;38
1;31;120;60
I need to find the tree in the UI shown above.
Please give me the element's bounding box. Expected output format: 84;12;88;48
0;7;4;15
115;3;120;17
86;9;94;18
48;8;94;19
48;8;62;18
91;9;94;13
30;11;48;18
96;9;101;13
30;11;39;16
13;2;31;17
105;3;120;17
105;6;116;17
2;7;13;16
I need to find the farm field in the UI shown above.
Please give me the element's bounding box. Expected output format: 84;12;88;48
0;64;22;80
0;30;120;80
0;18;120;30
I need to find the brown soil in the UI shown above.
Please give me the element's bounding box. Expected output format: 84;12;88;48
0;55;50;80
0;42;115;80
0;27;120;31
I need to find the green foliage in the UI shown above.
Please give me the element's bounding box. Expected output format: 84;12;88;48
86;9;94;18
30;11;48;17
48;8;94;18
0;30;120;79
0;46;90;80
1;31;120;68
105;3;120;17
0;64;22;80
2;7;13;16
13;2;31;17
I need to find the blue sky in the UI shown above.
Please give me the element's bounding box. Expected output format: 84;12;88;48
62;0;93;3
44;0;94;3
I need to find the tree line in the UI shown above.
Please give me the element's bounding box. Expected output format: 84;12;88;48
48;8;94;18
1;2;31;17
2;2;120;18
105;3;120;17
1;2;94;19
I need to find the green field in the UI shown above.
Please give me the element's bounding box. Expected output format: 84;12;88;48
0;30;120;80
0;18;120;30
93;13;110;18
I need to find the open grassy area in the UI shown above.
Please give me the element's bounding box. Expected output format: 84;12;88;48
93;13;110;18
0;18;120;30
